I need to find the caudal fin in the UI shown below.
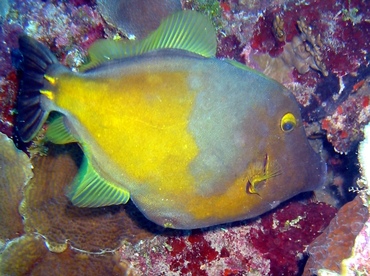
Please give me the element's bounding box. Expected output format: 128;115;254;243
16;36;59;142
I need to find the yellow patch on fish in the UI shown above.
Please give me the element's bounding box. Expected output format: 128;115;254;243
57;72;198;188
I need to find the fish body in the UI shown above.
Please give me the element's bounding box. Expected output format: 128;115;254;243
16;11;326;229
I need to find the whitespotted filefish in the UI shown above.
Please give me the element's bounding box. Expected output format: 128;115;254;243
16;11;326;229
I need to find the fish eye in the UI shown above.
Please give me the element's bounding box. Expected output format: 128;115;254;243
280;112;296;132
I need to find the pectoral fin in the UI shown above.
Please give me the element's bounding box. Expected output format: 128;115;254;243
46;115;78;144
66;154;130;208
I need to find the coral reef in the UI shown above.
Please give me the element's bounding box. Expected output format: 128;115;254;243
1;136;337;275
303;195;369;275
214;0;370;154
248;10;329;78
245;0;370;77
0;136;337;275
242;0;370;153
1;235;49;275
1;0;370;274
0;71;18;137
340;122;370;275
118;200;336;275
0;132;32;248
342;218;370;275
358;123;370;190
20;143;156;253
249;201;337;275
320;75;370;153
321;92;370;153
0;140;157;274
0;235;130;276
206;3;370;273
296;19;328;77
0;0;105;136
302;121;370;276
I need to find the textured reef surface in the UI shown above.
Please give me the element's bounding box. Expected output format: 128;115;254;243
1;0;370;275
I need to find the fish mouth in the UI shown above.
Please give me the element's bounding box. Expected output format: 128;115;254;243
245;145;327;199
244;153;282;196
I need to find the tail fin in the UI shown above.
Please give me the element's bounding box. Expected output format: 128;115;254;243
16;36;59;142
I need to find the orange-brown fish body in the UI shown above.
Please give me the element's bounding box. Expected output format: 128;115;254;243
16;11;326;229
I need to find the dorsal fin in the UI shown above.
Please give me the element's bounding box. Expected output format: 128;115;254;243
80;10;216;71
225;58;270;79
97;0;182;40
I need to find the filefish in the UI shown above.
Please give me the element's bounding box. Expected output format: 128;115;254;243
16;11;326;229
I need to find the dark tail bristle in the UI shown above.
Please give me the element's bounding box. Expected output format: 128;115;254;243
16;35;58;143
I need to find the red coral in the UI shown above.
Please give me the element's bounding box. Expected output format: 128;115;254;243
250;11;285;57
249;201;337;275
118;200;336;275
168;231;218;275
0;71;18;137
292;69;321;89
216;34;243;63
248;0;370;95
324;18;370;76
